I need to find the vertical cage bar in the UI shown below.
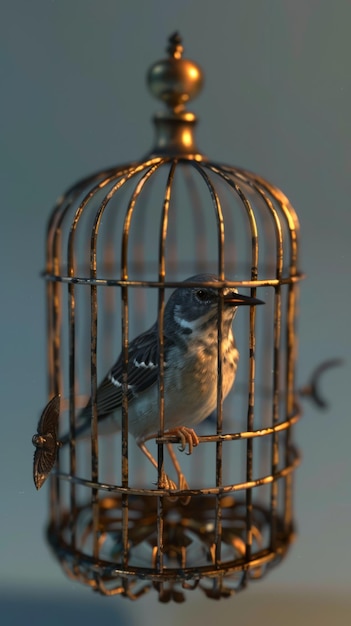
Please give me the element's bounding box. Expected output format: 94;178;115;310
120;283;130;580
89;205;100;573
86;167;141;582
270;285;282;548
182;165;209;271
47;278;61;529
67;211;78;553
156;161;177;588
229;178;259;581
89;283;99;564
67;281;77;549
284;282;298;530
119;160;166;590
46;214;63;528
250;184;284;553
193;164;225;593
266;186;299;535
121;161;165;276
50;232;63;399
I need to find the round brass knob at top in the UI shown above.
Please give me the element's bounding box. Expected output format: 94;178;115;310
147;32;203;112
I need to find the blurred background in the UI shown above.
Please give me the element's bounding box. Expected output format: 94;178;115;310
1;0;350;624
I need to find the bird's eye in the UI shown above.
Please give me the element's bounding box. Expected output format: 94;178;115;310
195;289;210;302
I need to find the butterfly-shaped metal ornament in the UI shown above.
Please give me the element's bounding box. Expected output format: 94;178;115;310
32;394;61;490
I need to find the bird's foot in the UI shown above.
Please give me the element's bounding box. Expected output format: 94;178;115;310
158;469;177;492
164;442;192;505
158;469;191;505
167;426;199;454
158;469;180;503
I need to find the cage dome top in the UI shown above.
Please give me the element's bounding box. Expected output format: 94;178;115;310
44;34;301;288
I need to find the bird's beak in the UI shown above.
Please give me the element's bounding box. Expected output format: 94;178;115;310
223;291;264;306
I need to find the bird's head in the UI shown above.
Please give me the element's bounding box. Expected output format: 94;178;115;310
165;274;263;336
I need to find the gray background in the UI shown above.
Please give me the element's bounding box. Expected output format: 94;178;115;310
1;0;350;624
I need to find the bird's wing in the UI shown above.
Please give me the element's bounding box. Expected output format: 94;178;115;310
81;322;162;423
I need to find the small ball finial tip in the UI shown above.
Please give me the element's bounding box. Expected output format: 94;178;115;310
167;32;183;59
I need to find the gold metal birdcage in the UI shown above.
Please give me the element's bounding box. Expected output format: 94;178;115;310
34;33;304;601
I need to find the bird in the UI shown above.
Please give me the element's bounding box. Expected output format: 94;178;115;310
60;274;263;498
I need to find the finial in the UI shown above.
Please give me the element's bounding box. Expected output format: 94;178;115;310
147;34;204;157
147;33;203;112
166;32;183;59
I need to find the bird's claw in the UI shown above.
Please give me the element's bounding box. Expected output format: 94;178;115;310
158;470;180;503
158;470;191;505
167;427;199;455
159;470;178;492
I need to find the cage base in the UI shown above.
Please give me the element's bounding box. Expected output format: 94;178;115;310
47;494;295;601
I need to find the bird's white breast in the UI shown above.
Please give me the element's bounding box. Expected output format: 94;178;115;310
126;330;239;442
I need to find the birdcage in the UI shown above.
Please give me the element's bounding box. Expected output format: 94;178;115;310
35;34;303;601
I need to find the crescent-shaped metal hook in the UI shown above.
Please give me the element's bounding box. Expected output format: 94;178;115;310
299;358;344;409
